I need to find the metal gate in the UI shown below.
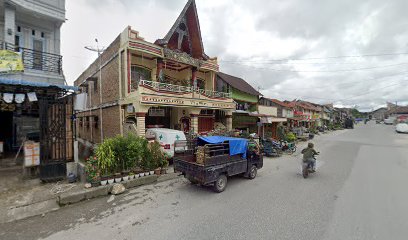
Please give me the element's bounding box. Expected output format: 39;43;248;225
38;94;71;182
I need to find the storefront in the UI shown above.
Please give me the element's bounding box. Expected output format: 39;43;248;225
0;79;75;181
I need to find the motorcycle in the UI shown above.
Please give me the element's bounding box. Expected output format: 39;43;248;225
302;153;319;178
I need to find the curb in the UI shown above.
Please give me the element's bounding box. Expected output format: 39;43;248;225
2;173;181;223
58;173;180;206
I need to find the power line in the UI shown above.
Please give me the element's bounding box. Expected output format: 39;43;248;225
267;70;408;92
221;62;408;73
219;52;408;63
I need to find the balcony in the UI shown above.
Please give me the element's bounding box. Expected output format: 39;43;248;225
139;80;231;99
0;42;63;74
137;80;235;110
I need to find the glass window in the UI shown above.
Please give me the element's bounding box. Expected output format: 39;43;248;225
130;66;152;90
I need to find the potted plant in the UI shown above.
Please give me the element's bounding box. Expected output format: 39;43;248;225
95;138;117;185
160;156;169;175
148;141;164;175
129;171;135;180
114;172;122;182
85;156;100;187
154;167;161;175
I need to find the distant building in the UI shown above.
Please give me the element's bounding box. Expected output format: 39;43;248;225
370;107;387;120
216;72;262;133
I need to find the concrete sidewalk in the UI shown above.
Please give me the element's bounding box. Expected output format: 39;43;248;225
0;170;180;223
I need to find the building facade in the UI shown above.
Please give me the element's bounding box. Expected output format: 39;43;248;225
0;0;73;181
74;0;235;152
0;0;65;84
216;72;261;134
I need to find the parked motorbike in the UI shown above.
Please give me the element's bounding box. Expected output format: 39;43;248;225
272;140;296;154
302;153;319;179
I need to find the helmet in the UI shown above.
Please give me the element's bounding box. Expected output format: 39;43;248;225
308;142;314;148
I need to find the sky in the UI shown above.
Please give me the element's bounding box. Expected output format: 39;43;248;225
61;0;408;111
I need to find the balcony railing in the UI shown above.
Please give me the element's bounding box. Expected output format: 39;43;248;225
139;80;231;98
0;41;63;74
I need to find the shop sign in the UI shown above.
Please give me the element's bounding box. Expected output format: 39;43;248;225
294;111;303;116
141;95;235;109
0;50;24;72
312;114;320;119
148;108;165;117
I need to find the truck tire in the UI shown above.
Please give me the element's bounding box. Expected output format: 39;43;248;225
213;174;227;193
248;165;257;179
188;178;199;184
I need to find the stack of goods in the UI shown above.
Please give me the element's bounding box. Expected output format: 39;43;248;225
196;146;209;165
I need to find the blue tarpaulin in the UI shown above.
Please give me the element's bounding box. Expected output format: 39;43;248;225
197;136;248;158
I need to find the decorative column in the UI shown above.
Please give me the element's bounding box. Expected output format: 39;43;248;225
136;112;147;137
190;114;199;134
156;58;164;82
191;67;198;89
226;115;233;131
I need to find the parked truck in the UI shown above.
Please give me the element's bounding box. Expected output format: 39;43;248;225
173;136;263;193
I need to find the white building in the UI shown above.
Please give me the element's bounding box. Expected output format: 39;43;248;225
0;0;65;85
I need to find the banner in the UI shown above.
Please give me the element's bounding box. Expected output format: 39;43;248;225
0;50;24;72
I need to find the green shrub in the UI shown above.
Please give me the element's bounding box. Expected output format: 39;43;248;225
95;138;116;176
286;132;297;142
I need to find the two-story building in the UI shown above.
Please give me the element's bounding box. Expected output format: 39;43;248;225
0;0;74;181
74;0;235;153
216;72;261;134
258;98;292;139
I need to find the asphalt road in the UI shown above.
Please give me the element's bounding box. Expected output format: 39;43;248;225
1;122;408;240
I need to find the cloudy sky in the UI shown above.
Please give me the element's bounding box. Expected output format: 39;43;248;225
61;0;408;111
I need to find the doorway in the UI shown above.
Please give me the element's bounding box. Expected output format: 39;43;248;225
33;39;43;70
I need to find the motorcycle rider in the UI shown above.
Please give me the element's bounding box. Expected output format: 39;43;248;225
301;142;319;172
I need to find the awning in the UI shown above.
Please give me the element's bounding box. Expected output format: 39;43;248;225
0;78;78;91
261;117;287;123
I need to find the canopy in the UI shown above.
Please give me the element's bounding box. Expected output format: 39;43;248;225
197;136;248;158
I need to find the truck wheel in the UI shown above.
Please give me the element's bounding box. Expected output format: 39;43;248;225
248;165;257;179
188;178;199;184
213;174;227;193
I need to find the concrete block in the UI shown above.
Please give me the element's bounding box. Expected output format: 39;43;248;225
84;185;109;199
125;175;158;189
58;190;86;205
0;199;60;224
157;172;180;183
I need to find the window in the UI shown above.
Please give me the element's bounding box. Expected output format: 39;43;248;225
94;79;98;93
130;66;151;90
94;116;99;129
32;30;35;36
17;26;21;32
41;32;45;38
197;79;205;89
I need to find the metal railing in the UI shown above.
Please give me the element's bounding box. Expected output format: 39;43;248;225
139;80;231;98
0;41;63;74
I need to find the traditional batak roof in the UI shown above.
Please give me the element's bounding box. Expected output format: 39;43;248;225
155;0;208;60
217;72;261;96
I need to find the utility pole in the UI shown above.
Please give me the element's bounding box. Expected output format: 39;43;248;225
85;39;105;142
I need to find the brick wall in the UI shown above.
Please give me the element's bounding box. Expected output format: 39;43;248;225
76;106;121;144
74;35;121;106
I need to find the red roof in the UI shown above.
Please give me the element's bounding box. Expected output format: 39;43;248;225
263;98;293;108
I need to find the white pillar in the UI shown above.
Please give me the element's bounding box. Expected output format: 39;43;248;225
136;112;146;137
4;3;15;44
